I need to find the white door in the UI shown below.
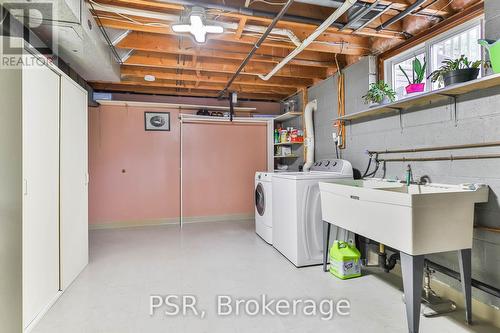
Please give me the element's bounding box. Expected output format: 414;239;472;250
22;57;61;327
60;76;89;290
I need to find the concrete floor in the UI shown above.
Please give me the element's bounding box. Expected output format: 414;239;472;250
33;221;498;333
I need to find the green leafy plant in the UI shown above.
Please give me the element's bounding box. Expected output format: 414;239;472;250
362;81;396;104
429;55;487;83
399;57;427;85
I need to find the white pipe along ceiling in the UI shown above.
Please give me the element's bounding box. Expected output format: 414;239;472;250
258;0;358;80
89;1;302;45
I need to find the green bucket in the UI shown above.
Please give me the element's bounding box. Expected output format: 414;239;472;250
479;39;500;74
329;240;361;280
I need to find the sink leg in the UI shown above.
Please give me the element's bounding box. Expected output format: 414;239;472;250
322;221;331;272
458;248;472;325
400;252;425;333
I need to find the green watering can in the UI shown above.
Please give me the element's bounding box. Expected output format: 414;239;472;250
478;39;500;74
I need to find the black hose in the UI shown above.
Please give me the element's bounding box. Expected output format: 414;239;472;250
385;252;400;273
362;155;373;178
365;159;380;178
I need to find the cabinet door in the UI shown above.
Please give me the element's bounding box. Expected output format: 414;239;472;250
22;58;61;328
60;76;89;290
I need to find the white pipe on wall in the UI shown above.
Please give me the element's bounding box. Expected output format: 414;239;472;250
303;99;317;172
258;0;358;81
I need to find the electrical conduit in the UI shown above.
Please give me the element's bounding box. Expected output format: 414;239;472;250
258;0;358;81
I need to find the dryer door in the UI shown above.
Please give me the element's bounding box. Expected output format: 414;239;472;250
255;182;265;216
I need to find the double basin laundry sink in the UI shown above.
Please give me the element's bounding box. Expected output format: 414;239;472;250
319;179;489;256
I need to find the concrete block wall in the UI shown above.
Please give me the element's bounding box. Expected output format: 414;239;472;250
309;57;500;307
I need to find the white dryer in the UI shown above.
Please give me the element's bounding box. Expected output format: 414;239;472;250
272;159;353;267
254;172;274;244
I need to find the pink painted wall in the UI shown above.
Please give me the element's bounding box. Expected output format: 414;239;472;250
89;103;268;225
89;105;181;224
182;122;267;217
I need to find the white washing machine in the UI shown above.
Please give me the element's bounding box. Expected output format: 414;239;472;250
255;172;274;244
272;159;353;267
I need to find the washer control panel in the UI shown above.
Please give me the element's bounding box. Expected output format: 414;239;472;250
310;159;348;173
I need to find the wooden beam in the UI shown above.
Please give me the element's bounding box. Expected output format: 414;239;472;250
117;32;336;68
92;0;402;39
120;65;312;88
95;15;370;56
97;78;297;95
378;1;484;78
90;82;285;101
235;17;247;39
124;52;330;79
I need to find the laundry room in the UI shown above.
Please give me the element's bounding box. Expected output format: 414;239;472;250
1;1;500;333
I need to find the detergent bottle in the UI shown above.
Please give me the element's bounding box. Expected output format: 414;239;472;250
479;39;500;73
329;240;361;280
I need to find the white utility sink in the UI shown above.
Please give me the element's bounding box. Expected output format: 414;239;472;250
319;179;489;256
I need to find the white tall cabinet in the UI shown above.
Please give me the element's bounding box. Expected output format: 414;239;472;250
60;74;89;290
0;39;88;332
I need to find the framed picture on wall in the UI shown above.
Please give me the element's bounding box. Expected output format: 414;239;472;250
145;112;170;131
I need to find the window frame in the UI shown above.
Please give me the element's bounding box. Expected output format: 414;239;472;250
384;17;485;98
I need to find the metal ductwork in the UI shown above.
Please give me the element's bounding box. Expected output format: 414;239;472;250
375;0;427;31
0;0;120;81
159;0;345;29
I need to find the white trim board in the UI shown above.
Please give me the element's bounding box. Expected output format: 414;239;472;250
89;214;254;230
96;100;258;112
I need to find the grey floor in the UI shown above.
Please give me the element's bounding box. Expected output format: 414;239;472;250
33;221;498;333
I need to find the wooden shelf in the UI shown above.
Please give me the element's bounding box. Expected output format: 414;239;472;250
274;142;303;146
274;155;299;158
274;111;302;122
337;73;500;122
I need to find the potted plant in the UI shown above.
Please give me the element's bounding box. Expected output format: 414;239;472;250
429;55;486;87
399;57;426;94
362;81;396;106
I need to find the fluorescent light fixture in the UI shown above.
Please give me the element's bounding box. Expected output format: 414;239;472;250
172;7;223;43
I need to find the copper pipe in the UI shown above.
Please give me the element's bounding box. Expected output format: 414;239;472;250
368;141;500;155
475;225;500;233
377;154;500;162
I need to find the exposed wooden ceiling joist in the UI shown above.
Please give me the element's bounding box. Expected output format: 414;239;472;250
120;66;313;88
96;77;297;95
117;32;337;68
89;0;480;102
91;82;286;101
124;52;332;79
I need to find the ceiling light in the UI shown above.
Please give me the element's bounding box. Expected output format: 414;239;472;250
144;75;156;82
172;7;223;43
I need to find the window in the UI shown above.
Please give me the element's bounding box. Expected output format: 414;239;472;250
384;19;483;97
391;52;425;99
430;24;482;89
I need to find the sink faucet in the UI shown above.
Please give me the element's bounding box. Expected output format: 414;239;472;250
405;164;413;186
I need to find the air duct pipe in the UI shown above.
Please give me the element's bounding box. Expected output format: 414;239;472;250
375;0;426;31
160;0;345;29
89;1;302;44
303;99;317;172
258;0;357;81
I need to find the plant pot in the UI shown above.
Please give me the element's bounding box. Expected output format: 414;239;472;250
443;68;480;87
405;83;425;94
380;96;392;105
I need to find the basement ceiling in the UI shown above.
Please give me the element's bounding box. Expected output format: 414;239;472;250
88;0;483;101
